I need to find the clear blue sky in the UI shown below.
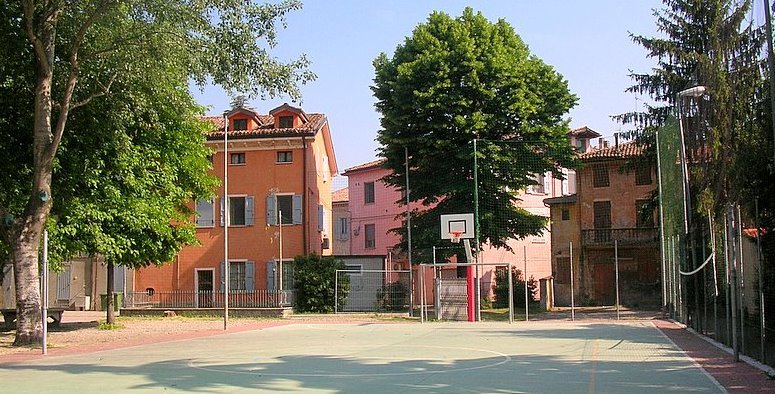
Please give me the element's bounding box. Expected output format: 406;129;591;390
191;1;667;172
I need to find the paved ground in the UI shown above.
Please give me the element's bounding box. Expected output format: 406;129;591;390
1;310;773;392
0;319;734;393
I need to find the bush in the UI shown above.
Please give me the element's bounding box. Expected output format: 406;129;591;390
376;281;409;312
293;254;349;313
493;267;538;309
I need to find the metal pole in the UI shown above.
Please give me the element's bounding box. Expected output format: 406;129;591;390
420;264;425;323
473;139;481;322
508;262;514;324
764;0;775;164
569;241;575;321
655;126;668;311
724;214;732;345
755;199;766;363
334;270;338;313
524;245;529;321
615;240;620;321
223;113;229;330
405;146;413;316
728;205;740;362
709;211;719;340
279;211;283;298
42;229;48;355
737;205;745;356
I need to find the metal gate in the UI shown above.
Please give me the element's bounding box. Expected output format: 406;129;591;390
437;278;468;320
335;270;410;313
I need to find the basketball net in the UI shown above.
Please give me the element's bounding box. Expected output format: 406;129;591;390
449;231;463;244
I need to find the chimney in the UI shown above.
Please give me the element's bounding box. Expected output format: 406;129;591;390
604;140;609;148
614;133;619;148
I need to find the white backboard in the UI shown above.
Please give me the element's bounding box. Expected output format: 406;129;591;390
440;213;475;240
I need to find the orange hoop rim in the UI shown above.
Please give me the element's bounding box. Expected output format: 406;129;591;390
449;230;464;243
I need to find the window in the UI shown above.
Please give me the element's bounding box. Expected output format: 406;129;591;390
229;196;246;225
593;200;612;242
221;260;254;292
592;163;610;187
195;199;214;227
364;223;376;249
576;138;586;150
233;119;248;131
561;208;570;221
364;182;375;204
230;152;246;165
636;199;655;228
635;165;652;185
528;173;551;194
345;264;362;275
266;194;302;225
277;195;293;224
317;204;329;232
279;116;294;128
276;151;292;163
220;196;254;226
230;261;247;291
336;217;349;240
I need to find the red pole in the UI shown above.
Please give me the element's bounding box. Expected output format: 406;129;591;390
467;266;475;322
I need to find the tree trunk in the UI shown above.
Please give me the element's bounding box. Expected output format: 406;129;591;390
11;226;43;345
106;262;115;324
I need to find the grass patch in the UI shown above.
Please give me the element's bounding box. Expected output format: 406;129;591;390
98;322;124;330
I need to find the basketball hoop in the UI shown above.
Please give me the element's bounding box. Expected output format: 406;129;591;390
449;230;464;244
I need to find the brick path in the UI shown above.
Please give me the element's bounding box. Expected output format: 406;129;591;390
653;319;775;393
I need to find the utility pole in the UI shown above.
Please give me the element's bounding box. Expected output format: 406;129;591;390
764;0;775;163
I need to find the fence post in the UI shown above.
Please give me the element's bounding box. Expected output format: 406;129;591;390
615;239;620;321
755;199;766;363
508;262;514;324
524;245;529;322
570;241;575;321
727;204;740;362
334;270;339;313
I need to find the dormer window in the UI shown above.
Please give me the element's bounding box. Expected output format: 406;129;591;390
278;116;294;128
233;119;248;131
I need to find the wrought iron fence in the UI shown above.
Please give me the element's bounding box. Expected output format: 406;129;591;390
582;228;659;246
123;290;295;309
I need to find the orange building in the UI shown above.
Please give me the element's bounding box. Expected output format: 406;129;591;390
546;138;660;307
134;103;337;299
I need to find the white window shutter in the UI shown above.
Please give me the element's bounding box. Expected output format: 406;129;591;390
266;195;276;226
318;205;324;232
561;169;569;195
544;172;552;195
219;198;225;227
245;196;254;226
292;195;303;224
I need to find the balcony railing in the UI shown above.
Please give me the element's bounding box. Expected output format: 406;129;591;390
582;228;658;246
123;290;295;309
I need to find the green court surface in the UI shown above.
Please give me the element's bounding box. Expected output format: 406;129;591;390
0;321;723;393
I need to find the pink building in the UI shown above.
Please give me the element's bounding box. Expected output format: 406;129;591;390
341;127;597;304
342;160;405;261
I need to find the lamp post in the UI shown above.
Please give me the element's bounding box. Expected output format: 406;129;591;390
676;85;706;325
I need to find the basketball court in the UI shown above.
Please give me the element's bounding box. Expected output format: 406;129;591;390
0;320;724;393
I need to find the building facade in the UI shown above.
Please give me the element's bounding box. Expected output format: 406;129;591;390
134;103;337;298
546;139;660;307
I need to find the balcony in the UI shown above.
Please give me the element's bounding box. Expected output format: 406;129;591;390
582;228;658;247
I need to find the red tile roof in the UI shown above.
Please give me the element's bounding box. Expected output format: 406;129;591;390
332;188;349;203
201;113;327;140
569;126;602;138
342;159;386;175
579;141;645;161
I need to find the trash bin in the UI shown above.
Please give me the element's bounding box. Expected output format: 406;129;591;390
100;293;123;311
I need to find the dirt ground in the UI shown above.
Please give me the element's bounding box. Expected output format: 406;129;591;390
0;311;272;357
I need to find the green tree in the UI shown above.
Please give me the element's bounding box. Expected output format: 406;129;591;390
372;8;577;257
0;0;313;345
293;254;348;313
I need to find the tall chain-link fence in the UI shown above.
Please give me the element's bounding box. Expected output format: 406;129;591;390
657;115;774;368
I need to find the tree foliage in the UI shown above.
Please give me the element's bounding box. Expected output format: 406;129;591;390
493;268;538;309
372;8;577;257
0;0;313;345
293;254;348;313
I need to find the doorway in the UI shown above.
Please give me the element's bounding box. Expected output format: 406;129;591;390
195;269;214;308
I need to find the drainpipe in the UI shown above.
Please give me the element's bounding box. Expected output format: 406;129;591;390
302;136;308;255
